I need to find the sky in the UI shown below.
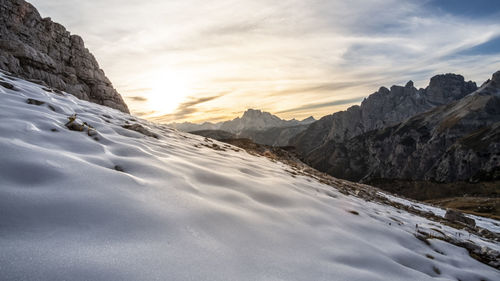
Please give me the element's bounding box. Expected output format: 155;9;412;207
30;0;500;123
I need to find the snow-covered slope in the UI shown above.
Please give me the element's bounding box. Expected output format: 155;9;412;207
0;72;499;281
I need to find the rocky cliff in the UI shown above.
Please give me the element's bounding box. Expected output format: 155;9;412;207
291;74;477;155
303;71;500;184
0;0;129;112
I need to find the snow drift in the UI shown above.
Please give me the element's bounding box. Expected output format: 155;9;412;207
0;72;499;280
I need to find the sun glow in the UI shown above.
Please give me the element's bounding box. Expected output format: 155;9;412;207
145;70;192;117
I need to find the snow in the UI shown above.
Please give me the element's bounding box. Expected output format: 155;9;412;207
0;72;499;281
380;192;500;234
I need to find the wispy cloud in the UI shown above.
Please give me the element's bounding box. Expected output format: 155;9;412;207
277;97;365;114
126;96;148;102
151;93;227;122
30;0;500;122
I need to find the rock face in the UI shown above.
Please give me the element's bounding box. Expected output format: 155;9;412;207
0;0;129;113
300;71;500;184
291;74;477;155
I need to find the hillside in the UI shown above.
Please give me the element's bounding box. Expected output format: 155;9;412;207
303;71;500;185
1;70;499;280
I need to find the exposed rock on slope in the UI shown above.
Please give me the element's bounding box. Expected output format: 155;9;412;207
291;74;477;155
304;71;500;184
0;0;129;112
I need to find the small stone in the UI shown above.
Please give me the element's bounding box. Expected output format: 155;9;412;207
0;81;15;90
52;89;64;95
122;123;159;139
444;209;476;227
26;98;45;106
114;165;124;172
66;121;85;131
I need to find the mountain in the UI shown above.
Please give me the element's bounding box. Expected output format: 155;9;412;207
291;74;477;155
171;108;315;133
304;71;500;183
0;0;129;112
1;70;499;280
171;109;315;146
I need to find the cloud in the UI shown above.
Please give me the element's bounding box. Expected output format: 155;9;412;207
133;110;157;117
29;0;500;123
126;96;148;102
151;93;227;122
277;97;365;114
267;81;370;97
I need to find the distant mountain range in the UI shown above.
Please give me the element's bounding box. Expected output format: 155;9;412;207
170;109;315;146
291;74;478;155
181;71;500;202
290;71;500;200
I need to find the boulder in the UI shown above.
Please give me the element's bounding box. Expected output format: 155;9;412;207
0;0;129;113
444;209;476;227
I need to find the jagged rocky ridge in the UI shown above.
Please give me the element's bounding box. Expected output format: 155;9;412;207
298;71;500;184
0;0;129;112
291;74;477;155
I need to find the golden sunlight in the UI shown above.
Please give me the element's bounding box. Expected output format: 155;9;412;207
146;70;192;117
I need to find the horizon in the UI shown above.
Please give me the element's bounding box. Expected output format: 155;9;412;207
167;108;317;125
30;0;500;123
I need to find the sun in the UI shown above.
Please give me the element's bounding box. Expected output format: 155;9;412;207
146;70;192;116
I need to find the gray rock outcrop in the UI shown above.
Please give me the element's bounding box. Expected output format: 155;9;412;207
300;71;500;184
291;74;477;155
0;0;129;113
